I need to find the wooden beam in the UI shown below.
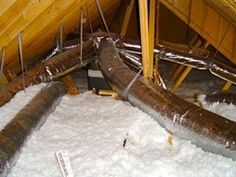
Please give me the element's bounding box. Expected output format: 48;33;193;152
61;75;79;95
154;0;162;84
138;0;151;78
159;0;236;64
5;0;121;73
155;0;160;44
98;90;119;99
0;0;57;47
232;27;236;60
4;0;81;72
149;0;156;79
171;65;185;82
0;0;16;17
205;0;236;24
0;0;29;35
120;0;135;36
222;81;232;91
3;0;79;66
152;0;164;86
171;66;192;93
4;0;119;67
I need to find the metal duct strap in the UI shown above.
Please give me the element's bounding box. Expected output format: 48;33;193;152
0;81;66;177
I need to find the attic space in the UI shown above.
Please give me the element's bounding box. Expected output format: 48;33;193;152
0;0;236;177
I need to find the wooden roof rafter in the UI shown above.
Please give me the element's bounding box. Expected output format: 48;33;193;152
2;0;81;67
159;0;236;64
0;0;18;16
205;0;236;25
3;0;120;74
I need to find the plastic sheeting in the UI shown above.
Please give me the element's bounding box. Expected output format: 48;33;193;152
0;81;66;177
98;39;236;160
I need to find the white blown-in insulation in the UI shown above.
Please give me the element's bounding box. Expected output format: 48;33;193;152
0;86;234;177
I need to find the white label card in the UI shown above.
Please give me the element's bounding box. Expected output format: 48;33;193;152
56;150;74;177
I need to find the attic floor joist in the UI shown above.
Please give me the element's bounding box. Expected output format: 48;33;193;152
160;0;236;64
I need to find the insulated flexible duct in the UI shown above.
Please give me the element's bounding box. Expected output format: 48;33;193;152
205;91;236;105
0;81;66;177
98;39;236;160
119;38;236;84
0;40;94;107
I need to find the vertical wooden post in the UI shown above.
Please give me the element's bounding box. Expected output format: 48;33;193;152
80;7;84;64
120;0;135;36
149;0;155;79
138;0;151;78
153;0;163;84
155;0;160;45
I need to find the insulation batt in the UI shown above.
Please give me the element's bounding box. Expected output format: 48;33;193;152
0;86;234;177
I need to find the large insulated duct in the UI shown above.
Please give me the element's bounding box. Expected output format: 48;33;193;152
205;91;236;105
0;81;66;177
119;38;236;84
0;39;94;107
98;39;236;160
